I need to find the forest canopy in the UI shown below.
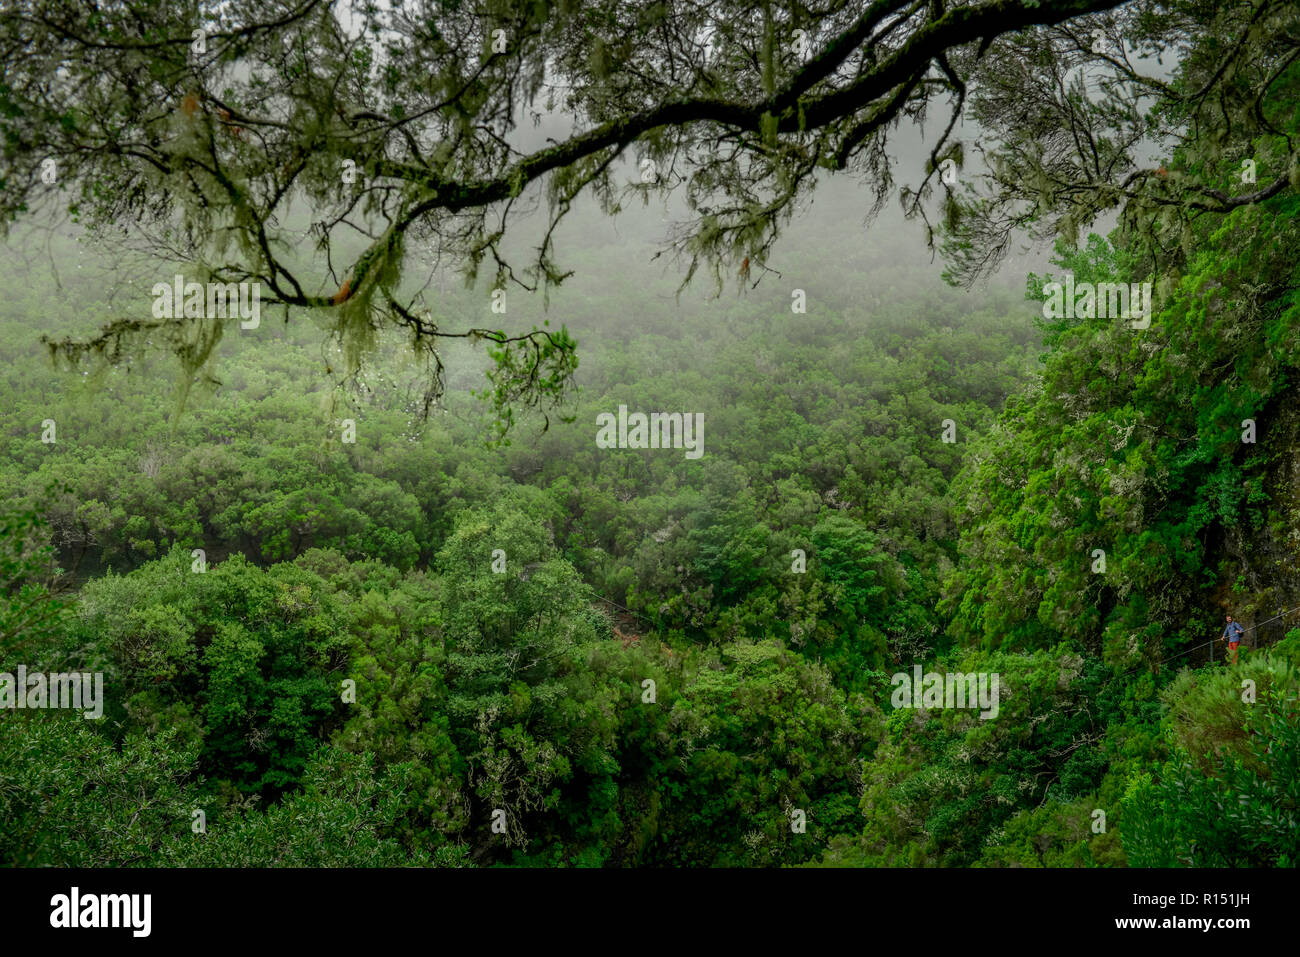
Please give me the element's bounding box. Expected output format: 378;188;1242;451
1;0;1299;871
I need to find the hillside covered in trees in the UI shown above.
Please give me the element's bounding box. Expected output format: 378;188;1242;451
4;188;1298;867
1;0;1299;871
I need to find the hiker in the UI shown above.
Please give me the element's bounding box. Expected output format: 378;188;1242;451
1220;615;1245;665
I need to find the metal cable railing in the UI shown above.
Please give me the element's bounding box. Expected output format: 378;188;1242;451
1112;603;1300;679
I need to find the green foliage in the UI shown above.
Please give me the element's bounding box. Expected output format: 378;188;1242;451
0;498;66;662
178;749;458;867
1122;655;1300;866
4;57;1300;868
0;715;198;867
74;549;350;797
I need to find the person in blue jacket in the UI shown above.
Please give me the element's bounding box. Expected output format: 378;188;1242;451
1220;615;1245;665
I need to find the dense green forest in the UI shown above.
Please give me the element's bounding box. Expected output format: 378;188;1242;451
2;0;1299;870
3;190;1297;867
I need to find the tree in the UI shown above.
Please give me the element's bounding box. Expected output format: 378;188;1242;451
75;548;351;796
0;499;66;663
1122;652;1300;866
944;1;1300;285
2;0;1133;431
178;747;462;867
0;715;199;867
432;499;617;855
